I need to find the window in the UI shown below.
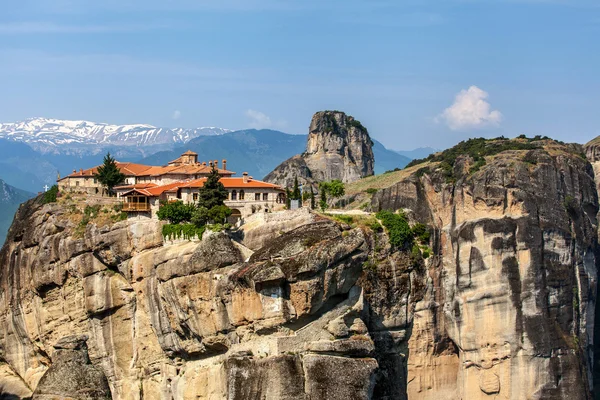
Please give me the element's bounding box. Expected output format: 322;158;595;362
231;190;237;200
263;193;268;201
75;181;79;187
239;190;245;200
255;193;260;201
93;178;97;184
193;193;198;201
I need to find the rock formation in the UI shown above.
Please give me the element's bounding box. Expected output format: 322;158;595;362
264;111;375;188
0;137;598;399
33;335;111;399
371;140;599;399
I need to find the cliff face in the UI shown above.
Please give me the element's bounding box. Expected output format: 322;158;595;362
372;142;599;399
0;197;405;399
264;111;375;188
0;138;598;400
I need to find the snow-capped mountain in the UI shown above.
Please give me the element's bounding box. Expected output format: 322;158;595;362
0;118;231;149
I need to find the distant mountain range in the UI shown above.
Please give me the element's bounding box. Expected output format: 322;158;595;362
0;117;230;153
394;147;439;160
0;179;34;246
0;116;419;193
140;130;411;179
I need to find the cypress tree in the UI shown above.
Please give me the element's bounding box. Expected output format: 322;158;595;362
292;176;301;200
310;187;316;209
285;188;291;209
197;166;229;209
319;187;327;212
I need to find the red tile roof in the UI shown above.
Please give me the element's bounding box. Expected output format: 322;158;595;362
120;177;283;198
180;177;283;190
60;162;235;180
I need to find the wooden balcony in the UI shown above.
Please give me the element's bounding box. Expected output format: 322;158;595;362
122;202;151;212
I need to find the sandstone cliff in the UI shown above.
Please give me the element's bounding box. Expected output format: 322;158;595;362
0;137;598;400
369;139;599;399
264;111;375;188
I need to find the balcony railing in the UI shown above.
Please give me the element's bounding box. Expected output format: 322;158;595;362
122;202;151;212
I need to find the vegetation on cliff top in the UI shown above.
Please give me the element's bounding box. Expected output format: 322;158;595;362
405;136;544;170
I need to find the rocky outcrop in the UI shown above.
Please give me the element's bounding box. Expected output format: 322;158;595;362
372;141;599;399
0;138;599;399
264;111;375;188
0;196;390;399
33;335;111;399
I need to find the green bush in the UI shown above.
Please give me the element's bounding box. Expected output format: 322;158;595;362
162;224;206;241
376;210;413;249
42;185;59;204
157;201;196;224
207;205;232;224
366;188;378;195
422;248;431;259
365;217;382;232
411;223;431;244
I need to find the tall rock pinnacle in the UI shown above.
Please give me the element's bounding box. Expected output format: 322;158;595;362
264;110;375;188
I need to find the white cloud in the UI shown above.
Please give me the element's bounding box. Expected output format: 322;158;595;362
245;109;271;128
172;110;181;120
244;109;288;130
437;86;503;131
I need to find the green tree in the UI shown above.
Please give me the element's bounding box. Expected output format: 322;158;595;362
208;205;232;224
156;201;196;224
319;180;345;208
327;180;345;198
95;153;126;195
42;185;59;204
285;188;291;209
319;187;327;212
291;176;301;200
310;187;316;209
197;166;229;210
191;206;209;227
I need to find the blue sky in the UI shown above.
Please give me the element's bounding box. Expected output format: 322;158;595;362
0;0;598;150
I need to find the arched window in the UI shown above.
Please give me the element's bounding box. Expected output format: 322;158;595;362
239;190;245;200
231;190;237;200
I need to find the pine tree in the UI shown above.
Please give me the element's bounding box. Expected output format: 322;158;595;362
95;152;126;196
197;166;229;210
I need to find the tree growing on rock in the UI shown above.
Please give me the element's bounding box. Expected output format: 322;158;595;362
95;153;125;196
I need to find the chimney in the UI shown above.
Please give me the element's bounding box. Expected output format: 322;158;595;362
73;169;76;174
222;159;227;171
202;162;207;166
243;172;249;184
214;160;219;168
209;161;213;167
80;169;83;174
